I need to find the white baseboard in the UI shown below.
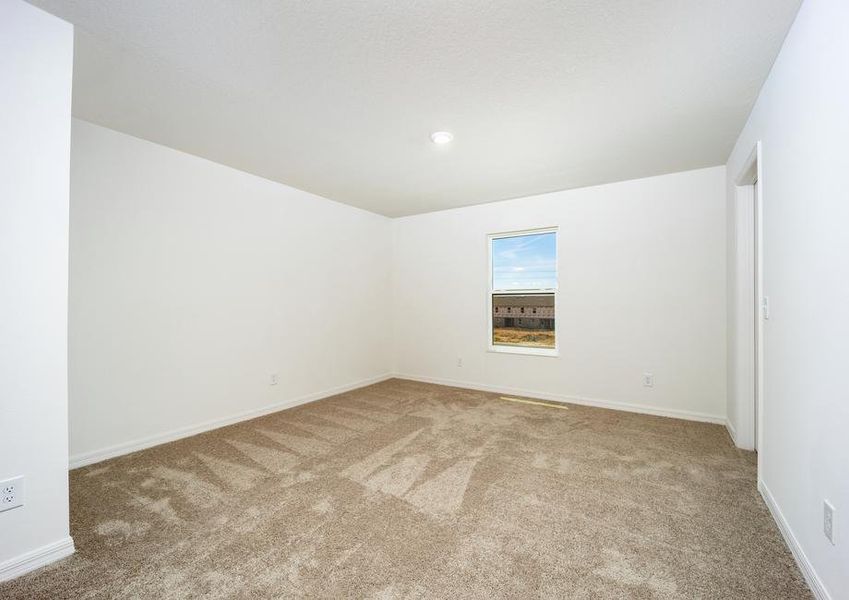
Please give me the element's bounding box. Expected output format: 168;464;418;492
725;419;738;445
69;373;393;469
759;479;830;600
393;373;725;424
0;536;75;583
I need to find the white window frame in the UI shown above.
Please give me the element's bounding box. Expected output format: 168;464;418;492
487;227;559;357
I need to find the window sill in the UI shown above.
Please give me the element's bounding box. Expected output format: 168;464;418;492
487;345;559;358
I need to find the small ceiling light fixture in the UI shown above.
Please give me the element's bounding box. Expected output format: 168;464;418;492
430;131;454;145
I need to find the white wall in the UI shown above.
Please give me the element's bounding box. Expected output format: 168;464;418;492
726;0;848;596
392;166;727;422
0;0;75;578
69;119;392;465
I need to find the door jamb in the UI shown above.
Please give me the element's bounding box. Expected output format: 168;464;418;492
733;141;764;469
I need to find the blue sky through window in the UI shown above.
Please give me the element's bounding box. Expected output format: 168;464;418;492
492;232;556;290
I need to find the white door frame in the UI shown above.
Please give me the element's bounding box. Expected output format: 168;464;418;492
732;141;764;461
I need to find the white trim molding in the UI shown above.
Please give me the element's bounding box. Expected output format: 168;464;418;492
0;536;75;583
725;419;738;446
728;140;763;453
69;373;393;469
759;480;831;600
394;374;725;424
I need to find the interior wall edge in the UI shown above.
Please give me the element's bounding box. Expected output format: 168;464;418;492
724;419;742;448
392;374;726;425
759;480;832;600
0;536;75;584
68;373;393;470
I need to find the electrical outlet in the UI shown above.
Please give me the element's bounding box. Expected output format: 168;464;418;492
824;500;836;545
643;372;654;387
270;373;279;386
457;357;463;368
0;476;24;513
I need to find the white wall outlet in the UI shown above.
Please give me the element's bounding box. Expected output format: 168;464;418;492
0;476;24;513
457;357;463;367
269;373;279;386
824;499;836;545
643;372;654;387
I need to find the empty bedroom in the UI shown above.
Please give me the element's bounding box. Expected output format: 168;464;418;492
1;0;847;598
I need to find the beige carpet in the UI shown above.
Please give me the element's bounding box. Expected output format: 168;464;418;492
2;379;809;599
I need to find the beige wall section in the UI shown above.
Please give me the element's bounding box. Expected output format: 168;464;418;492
392;166;727;422
69;119;393;465
725;0;849;596
0;0;75;578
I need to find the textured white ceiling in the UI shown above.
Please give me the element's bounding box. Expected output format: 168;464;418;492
31;0;800;217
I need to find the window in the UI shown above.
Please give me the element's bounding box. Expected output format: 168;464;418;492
488;228;557;356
